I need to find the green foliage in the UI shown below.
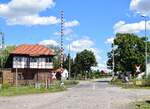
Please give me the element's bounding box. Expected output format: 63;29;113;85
0;85;66;96
63;80;79;86
0;45;16;68
77;49;97;72
110;78;124;86
46;45;61;69
0;80;79;96
142;75;150;86
136;101;150;109
107;33;150;73
46;45;98;79
63;54;75;77
1;83;11;89
73;50;97;78
110;78;150;89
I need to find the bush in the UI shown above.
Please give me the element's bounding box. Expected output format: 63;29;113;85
63;80;79;86
2;83;11;89
135;101;150;109
110;78;124;85
142;75;150;86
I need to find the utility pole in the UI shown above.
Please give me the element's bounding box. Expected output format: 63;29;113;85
141;15;148;77
68;43;71;80
112;41;115;78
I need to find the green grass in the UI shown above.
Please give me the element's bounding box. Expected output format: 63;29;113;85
135;101;150;109
63;80;79;87
110;79;150;89
0;85;66;96
0;80;79;96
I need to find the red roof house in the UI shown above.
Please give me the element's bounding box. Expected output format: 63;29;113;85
5;44;55;85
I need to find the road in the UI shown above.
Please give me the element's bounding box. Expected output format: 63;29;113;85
0;79;150;109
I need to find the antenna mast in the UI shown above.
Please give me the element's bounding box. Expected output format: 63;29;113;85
0;32;4;50
60;11;64;69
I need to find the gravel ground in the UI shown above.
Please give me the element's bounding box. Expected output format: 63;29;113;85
0;79;150;109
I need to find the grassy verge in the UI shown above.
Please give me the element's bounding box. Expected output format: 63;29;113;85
63;80;79;88
110;79;150;89
135;101;150;109
0;85;66;96
0;80;79;96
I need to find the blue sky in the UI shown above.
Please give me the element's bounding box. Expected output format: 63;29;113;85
0;0;150;70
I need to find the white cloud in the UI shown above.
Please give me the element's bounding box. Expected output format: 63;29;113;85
7;15;60;25
54;28;73;36
54;20;80;40
91;61;111;72
113;20;150;33
130;0;150;16
105;37;114;44
0;0;60;25
64;20;80;28
69;39;94;52
39;39;59;46
88;48;101;61
69;38;104;70
113;0;150;34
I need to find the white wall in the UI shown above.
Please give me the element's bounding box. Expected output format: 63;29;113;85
147;63;150;76
13;56;53;69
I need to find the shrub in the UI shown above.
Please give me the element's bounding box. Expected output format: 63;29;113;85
143;75;150;86
2;83;11;89
63;80;79;86
110;78;124;85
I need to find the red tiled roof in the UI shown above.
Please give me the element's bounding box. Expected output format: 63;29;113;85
11;44;55;56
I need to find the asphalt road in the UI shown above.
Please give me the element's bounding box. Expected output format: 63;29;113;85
0;79;150;109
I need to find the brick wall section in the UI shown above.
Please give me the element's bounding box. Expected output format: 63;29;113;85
1;68;53;85
2;69;13;84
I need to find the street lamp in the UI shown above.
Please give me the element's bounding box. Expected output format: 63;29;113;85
141;15;148;77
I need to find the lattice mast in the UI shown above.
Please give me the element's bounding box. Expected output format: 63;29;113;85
60;11;64;69
0;32;4;50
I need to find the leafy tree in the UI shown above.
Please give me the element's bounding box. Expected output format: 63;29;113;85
46;45;61;69
46;45;69;69
74;49;97;78
0;45;16;68
107;33;150;74
71;53;82;78
63;54;74;77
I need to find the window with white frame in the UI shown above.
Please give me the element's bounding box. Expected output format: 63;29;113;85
30;58;37;62
45;57;52;63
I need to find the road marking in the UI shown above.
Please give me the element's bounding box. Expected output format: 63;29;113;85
92;82;96;90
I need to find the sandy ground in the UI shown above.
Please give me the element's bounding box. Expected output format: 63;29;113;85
0;79;150;109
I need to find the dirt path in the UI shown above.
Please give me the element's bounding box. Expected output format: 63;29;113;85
0;80;150;109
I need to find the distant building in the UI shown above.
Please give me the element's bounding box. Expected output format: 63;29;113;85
3;44;55;85
55;68;69;80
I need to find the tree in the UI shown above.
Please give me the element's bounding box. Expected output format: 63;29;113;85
63;54;74;77
46;45;68;69
46;45;61;69
74;49;97;78
0;45;16;68
71;53;82;78
107;33;150;74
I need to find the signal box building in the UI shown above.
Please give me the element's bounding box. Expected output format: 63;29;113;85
3;44;55;85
